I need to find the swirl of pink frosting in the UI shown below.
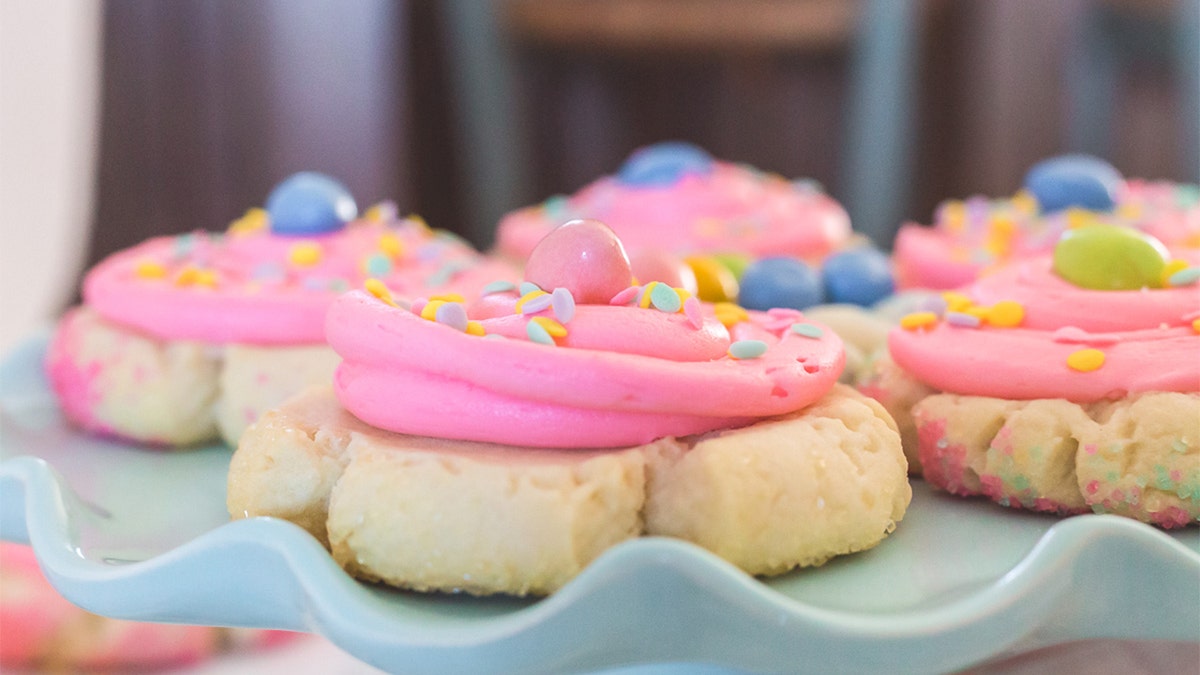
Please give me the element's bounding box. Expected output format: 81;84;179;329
83;217;518;345
327;289;844;449
888;250;1200;401
495;161;851;262
894;180;1200;290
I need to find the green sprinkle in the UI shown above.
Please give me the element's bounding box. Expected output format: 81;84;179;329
1172;439;1189;453
519;281;542;296
790;323;824;339
482;280;517;295
526;319;555;345
1168;267;1200;287
365;253;393;277
728;339;768;360
649;283;682;312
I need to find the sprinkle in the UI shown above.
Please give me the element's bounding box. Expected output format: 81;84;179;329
228;207;268;235
364;253;393;277
530;315;567;338
134;260;167;279
435;302;469;331
526;319;555;345
519;281;542;296
1052;326;1120;346
466;320;486;336
406;213;431;234
378;233;405;258
430;293;465;303
790;323;824;339
365;201;398;223
985;300;1024;328
174;266;218;288
1193;318;1200;333
1160;259;1189;287
420;299;444;321
900;311;938;331
941;292;973;313
302;277;328;291
424;260;472;288
683;297;704;329
481;280;517;296
329;278;349;293
945;311;982;328
729;339;769;360
173;234;196;258
551;288;576;323
364;279;397;306
1172;439;1189;453
649;283;682;312
1168;266;1200;287
610;286;640;305
639;281;660;309
1066;348;1105;372
515;290;549;313
410;298;427;315
714;302;749;328
520;293;554;314
288;242;323;267
543;194;569;218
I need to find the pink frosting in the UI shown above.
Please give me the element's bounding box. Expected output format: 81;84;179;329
894;180;1200;290
83;218;518;344
495;162;851;262
888;252;1200;401
328;290;844;448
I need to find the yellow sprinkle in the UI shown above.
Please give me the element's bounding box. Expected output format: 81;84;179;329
173;266;218;288
378;233;404;259
1193;318;1200;333
135;260;167;279
364;204;387;223
228;207;268;235
674;287;693;310
943;200;966;232
638;282;659;309
420;299;444;321
1161;259;1189;289
194;269;218;288
530;316;567;338
288;242;323;267
985;300;1025;328
984;216;1016;257
364;279;397;307
900;311;939;331
1011;190;1037;215
430;293;465;303
406;213;431;234
1066;348;1105;372
514;290;548;313
466;320;485;336
1065;208;1097;230
942;291;973;313
965;306;990;320
1115;202;1142;221
713;302;749;328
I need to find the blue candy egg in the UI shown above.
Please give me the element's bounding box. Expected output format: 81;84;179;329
266;172;358;236
738;257;825;311
821;247;895;306
1022;154;1122;213
617;141;713;187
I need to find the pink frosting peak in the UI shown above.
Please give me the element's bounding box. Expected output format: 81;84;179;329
494;160;851;263
888;251;1200;401
83;216;518;345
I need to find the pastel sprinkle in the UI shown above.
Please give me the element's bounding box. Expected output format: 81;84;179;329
551;288;576;323
714;302;749;327
649;282;682;312
900;311;939;331
430;293;465;303
526;319;555;345
466;320;485;336
1066;348;1105;372
530;315;568;338
435;302;469;331
520;293;554;314
1160;259;1189;287
378;232;405;258
228;207;268;235
424;260;472;288
364;253;393;277
945;311;982;328
173;234;196;257
329;278;349;293
1193;318;1200;333
420;299;444;321
174;266;218;288
639;281;661;309
365;201;398;223
985;300;1024;327
790;323;824;339
728;339;769;360
253;261;286;282
1167;266;1200;287
406;213;431;233
410;297;428;315
941;292;972;313
134;260;167;279
515;290;549;313
288;242;323;267
610;286;640;305
365;278;397;306
481;280;517;296
519;281;542;296
683;296;704;329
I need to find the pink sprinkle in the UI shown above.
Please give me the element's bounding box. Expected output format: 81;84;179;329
609;286;640;305
411;298;428;316
1085;480;1100;495
683;297;703;329
1084;443;1097;455
1170;469;1183;481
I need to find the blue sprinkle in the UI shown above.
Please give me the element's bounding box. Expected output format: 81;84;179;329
728;339;769;360
364;253;393;278
173;234;196;258
945;311;982;328
482;280;518;295
649;283;682;312
543;195;570;218
526;320;555;345
617;141;714;187
790;323;824;339
435;302;469;332
424;260;471;288
252;261;286;282
521;294;553;314
1168;267;1200;287
552;287;576;323
519;281;543;296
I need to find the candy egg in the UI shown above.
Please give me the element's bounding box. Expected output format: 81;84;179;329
617;141;714;187
524;219;634;304
1022;154;1122;213
684;255;739;302
1052;224;1169;290
821;246;895;306
629;250;698;294
711;252;751;280
266;172;358;236
738;257;825;311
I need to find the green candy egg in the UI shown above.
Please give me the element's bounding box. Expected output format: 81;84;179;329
1052;224;1169;290
712;252;751;279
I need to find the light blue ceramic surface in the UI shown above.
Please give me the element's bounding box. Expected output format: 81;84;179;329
1;335;1197;674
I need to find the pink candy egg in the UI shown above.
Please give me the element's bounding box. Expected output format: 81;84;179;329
629;249;699;294
524;219;634;304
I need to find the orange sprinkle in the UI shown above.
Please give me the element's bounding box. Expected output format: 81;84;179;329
1192;318;1200;333
900;311;939;331
364;279;397;306
1066;348;1105;372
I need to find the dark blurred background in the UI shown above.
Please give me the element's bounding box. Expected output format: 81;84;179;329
89;0;1199;273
